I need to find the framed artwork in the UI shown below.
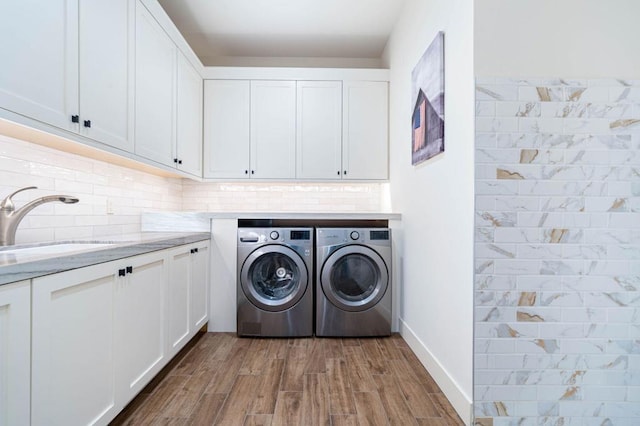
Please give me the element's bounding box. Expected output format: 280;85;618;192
411;31;444;165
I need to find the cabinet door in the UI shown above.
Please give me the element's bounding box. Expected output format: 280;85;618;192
250;80;296;179
32;263;118;426
116;251;168;401
134;1;176;166
176;53;203;177
0;281;30;426
342;81;389;180
167;246;191;357
203;80;250;178
78;0;134;151
296;81;343;179
0;0;78;131
191;242;210;331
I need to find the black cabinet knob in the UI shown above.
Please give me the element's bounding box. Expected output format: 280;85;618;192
337;171;340;175
174;158;178;163
244;170;248;174
71;115;79;123
118;269;126;277
344;170;348;175
126;266;133;274
251;170;255;175
178;160;182;164
83;120;91;128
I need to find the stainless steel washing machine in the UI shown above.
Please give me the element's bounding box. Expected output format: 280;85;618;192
237;227;313;337
316;228;392;337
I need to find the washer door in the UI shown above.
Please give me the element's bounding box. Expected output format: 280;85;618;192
320;245;388;312
240;245;308;312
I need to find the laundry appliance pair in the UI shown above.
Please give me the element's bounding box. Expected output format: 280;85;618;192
236;226;392;337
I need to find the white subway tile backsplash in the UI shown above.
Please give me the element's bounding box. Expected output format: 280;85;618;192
0;132;384;245
475;76;640;424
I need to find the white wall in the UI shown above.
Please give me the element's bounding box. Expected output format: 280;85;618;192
475;0;640;79
383;0;475;423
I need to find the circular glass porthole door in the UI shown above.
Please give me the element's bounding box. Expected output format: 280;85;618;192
240;245;308;312
320;245;388;312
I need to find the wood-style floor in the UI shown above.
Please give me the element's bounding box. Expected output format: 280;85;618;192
112;332;463;425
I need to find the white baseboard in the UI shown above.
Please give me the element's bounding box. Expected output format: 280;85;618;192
399;318;473;426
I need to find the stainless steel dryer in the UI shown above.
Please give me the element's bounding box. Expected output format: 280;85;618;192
237;227;313;337
316;228;392;337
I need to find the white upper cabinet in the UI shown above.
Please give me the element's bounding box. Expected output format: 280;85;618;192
176;53;204;177
0;0;76;131
78;0;134;151
134;1;176;166
204;80;296;179
296;81;343;179
342;81;389;180
203;80;251;179
135;2;204;176
250;80;296;179
0;0;134;151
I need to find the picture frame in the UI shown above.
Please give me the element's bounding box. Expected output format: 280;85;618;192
411;31;445;165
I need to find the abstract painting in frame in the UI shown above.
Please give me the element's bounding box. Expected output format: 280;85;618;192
411;31;444;165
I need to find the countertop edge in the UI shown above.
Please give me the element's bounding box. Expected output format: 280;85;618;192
0;232;211;286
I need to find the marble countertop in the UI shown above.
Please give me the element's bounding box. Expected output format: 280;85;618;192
0;232;211;286
141;211;402;233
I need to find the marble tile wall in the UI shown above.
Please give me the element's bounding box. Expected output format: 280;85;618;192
0;134;182;244
474;78;640;426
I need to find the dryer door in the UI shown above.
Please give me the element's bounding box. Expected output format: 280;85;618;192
320;245;389;312
240;245;308;312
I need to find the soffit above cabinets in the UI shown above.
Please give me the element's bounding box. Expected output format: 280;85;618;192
156;0;406;66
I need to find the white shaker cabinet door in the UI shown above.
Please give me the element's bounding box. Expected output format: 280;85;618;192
0;281;31;426
190;241;210;331
250;80;296;179
342;81;389;180
203;80;251;179
296;81;343;179
134;1;176;166
167;246;191;358
0;0;78;131
115;251;168;402
32;263;119;426
78;0;134;151
176;53;204;177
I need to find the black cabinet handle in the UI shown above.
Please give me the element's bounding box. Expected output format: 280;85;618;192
178;160;182;164
83;120;91;128
174;158;178;163
337;171;340;175
194;248;199;253
190;248;195;254
251;170;255;175
118;268;126;277
71;115;79;123
343;170;348;175
244;170;248;174
126;266;133;274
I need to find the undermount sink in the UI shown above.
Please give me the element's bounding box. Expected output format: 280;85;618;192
0;242;118;263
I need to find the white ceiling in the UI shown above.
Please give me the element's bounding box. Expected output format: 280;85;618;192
157;0;406;66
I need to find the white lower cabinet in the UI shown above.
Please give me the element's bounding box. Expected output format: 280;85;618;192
167;241;210;358
190;242;210;331
32;261;119;426
0;281;31;426
115;250;168;402
30;240;209;426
